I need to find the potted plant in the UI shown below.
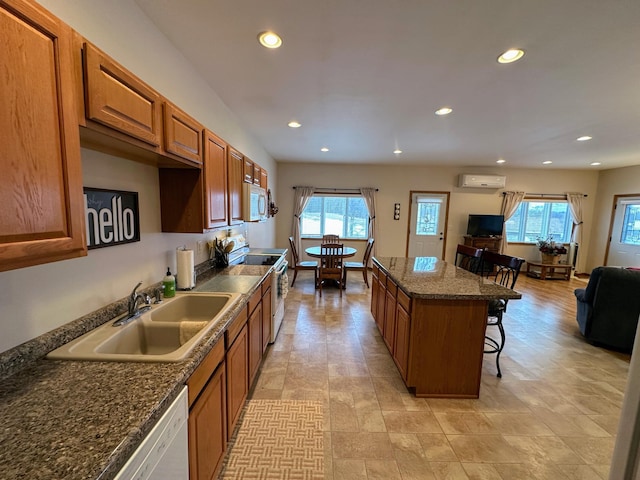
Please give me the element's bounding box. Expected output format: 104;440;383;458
536;236;567;264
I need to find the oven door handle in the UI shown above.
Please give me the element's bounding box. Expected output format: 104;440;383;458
274;260;288;275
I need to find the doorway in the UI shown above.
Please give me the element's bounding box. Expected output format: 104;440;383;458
606;194;640;267
406;191;449;258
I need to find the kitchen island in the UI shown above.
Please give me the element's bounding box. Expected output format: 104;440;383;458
372;256;522;398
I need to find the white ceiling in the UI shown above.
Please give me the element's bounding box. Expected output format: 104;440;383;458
134;0;640;170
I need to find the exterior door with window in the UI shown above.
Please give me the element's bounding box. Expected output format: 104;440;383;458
407;192;448;258
607;195;640;267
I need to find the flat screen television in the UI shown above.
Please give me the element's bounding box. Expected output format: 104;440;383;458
466;214;504;237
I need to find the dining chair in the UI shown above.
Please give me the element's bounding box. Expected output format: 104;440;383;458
288;236;318;287
343;238;375;288
318;243;344;297
322;234;340;243
479;251;525;377
454;244;483;274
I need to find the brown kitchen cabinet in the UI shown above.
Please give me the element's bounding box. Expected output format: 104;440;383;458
243;158;254;184
261;276;272;354
83;42;162;147
247;288;263;388
203;131;229;228
187;340;226;480
383;279;398;351
252;164;261;185
163;102;203;165
225;311;248;440
371;265;380;321
375;270;387;336
260;168;268;190
393;289;412;381
158;130;228;232
0;0;87;273
227;147;244;225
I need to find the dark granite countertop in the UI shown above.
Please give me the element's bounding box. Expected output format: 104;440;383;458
0;262;273;480
373;256;522;300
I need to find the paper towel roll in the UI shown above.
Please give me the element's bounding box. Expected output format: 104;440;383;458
176;248;195;290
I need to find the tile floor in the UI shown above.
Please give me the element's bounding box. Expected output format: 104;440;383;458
249;272;630;479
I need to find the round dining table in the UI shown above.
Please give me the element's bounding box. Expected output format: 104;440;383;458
304;246;357;258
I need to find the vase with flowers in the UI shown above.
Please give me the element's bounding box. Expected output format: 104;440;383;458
536;235;567;264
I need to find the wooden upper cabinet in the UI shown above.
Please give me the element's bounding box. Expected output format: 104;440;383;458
163;102;203;165
243;158;254;184
159;131;231;232
252;164;261;185
83;42;162;146
204;130;228;229
260;168;268;190
227;148;244;225
0;0;86;272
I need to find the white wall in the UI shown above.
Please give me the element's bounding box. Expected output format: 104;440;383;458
0;0;275;352
276;163;599;272
588;165;640;270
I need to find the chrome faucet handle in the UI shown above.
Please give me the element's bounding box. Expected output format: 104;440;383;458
153;287;163;304
140;293;151;305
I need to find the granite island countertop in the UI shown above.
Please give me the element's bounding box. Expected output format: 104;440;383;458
0;263;273;480
373;256;522;300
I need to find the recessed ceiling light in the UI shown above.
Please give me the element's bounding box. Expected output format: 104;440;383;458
258;31;282;49
288;121;301;128
320;147;329;152
590;162;602;166
393;149;402;154
543;161;553;165
496;159;506;164
497;49;525;64
577;136;593;142
435;107;452;116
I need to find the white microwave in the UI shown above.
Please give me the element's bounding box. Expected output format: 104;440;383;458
243;183;268;222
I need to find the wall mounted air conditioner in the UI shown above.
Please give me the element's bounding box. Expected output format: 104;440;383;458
458;174;506;189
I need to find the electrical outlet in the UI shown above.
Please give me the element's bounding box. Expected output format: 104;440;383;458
197;240;207;255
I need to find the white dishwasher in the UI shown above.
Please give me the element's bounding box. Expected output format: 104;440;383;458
115;386;189;480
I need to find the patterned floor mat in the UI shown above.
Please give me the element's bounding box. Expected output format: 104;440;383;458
219;400;324;479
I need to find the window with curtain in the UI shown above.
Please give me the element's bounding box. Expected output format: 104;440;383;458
505;200;573;243
300;194;369;239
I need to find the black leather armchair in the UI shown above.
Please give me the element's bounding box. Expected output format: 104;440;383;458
574;266;640;351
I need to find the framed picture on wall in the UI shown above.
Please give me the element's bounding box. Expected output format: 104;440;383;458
83;187;140;249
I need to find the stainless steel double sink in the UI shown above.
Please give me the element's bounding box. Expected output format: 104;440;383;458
47;292;241;363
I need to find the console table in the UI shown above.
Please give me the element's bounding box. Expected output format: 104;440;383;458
463;235;502;253
526;261;572;280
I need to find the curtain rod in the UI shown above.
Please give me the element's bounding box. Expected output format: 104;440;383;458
502;192;588;198
292;187;379;192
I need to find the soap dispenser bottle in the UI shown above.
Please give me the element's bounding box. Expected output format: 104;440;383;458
163;267;176;298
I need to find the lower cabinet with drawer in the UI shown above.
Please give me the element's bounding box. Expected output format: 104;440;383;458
247;287;263;388
393;289;412;381
187;280;273;478
225;308;249;441
187;340;226;480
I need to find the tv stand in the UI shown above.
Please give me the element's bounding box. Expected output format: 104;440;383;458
463;235;502;254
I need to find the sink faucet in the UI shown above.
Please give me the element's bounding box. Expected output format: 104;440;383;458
128;281;146;316
113;282;151;326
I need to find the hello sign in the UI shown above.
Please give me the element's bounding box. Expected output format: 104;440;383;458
84;187;140;249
